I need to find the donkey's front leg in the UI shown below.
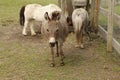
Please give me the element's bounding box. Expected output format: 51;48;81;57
59;44;65;66
50;47;55;67
56;41;59;57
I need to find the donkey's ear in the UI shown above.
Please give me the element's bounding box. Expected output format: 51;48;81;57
52;12;61;20
57;13;61;20
44;12;50;20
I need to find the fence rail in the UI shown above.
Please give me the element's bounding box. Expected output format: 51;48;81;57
100;7;120;27
98;25;120;55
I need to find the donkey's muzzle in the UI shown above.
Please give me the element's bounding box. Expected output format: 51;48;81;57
49;43;55;47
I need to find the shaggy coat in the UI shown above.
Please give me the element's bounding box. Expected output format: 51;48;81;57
20;4;62;36
41;12;69;67
72;8;89;48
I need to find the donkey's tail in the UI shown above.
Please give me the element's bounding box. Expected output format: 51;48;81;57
20;6;25;26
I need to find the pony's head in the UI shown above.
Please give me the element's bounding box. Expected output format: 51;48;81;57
44;12;60;47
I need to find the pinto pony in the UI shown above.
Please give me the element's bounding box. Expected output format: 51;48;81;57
72;8;90;48
41;12;69;67
19;4;62;36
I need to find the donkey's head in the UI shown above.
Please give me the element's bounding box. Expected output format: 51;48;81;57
44;12;60;47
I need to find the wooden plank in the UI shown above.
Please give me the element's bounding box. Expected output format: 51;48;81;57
98;25;120;55
100;7;120;27
93;0;100;33
107;0;114;52
98;25;107;40
113;38;120;55
90;0;95;31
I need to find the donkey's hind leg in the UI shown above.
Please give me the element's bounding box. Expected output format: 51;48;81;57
29;21;36;36
22;20;29;35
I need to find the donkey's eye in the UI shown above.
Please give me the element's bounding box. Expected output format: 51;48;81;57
47;29;49;32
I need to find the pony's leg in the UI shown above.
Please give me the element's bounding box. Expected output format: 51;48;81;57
29;21;36;36
59;44;65;66
85;25;92;41
56;41;59;57
50;47;55;67
80;30;84;49
22;20;29;35
75;32;80;48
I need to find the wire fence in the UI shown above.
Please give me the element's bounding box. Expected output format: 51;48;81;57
99;0;120;54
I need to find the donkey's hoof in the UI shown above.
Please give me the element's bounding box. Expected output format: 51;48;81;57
50;63;55;67
60;62;65;66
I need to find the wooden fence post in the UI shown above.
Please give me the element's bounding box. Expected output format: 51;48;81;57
94;0;100;33
107;0;114;52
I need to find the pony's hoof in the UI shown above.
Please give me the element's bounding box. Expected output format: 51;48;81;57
31;33;36;36
80;45;84;49
75;45;80;48
22;33;27;36
50;63;55;67
60;62;65;66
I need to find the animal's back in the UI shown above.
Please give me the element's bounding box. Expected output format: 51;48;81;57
33;4;62;21
24;4;42;20
72;8;88;31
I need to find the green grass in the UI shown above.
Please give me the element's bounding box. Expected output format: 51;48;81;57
98;14;108;27
99;4;120;26
114;4;120;15
0;0;120;80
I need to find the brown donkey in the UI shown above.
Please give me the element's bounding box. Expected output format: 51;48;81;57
41;12;69;67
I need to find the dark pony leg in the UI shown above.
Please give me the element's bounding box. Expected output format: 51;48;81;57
50;47;55;67
56;41;59;57
85;21;92;41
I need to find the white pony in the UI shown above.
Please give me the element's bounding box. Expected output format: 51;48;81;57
72;8;89;48
20;4;62;36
